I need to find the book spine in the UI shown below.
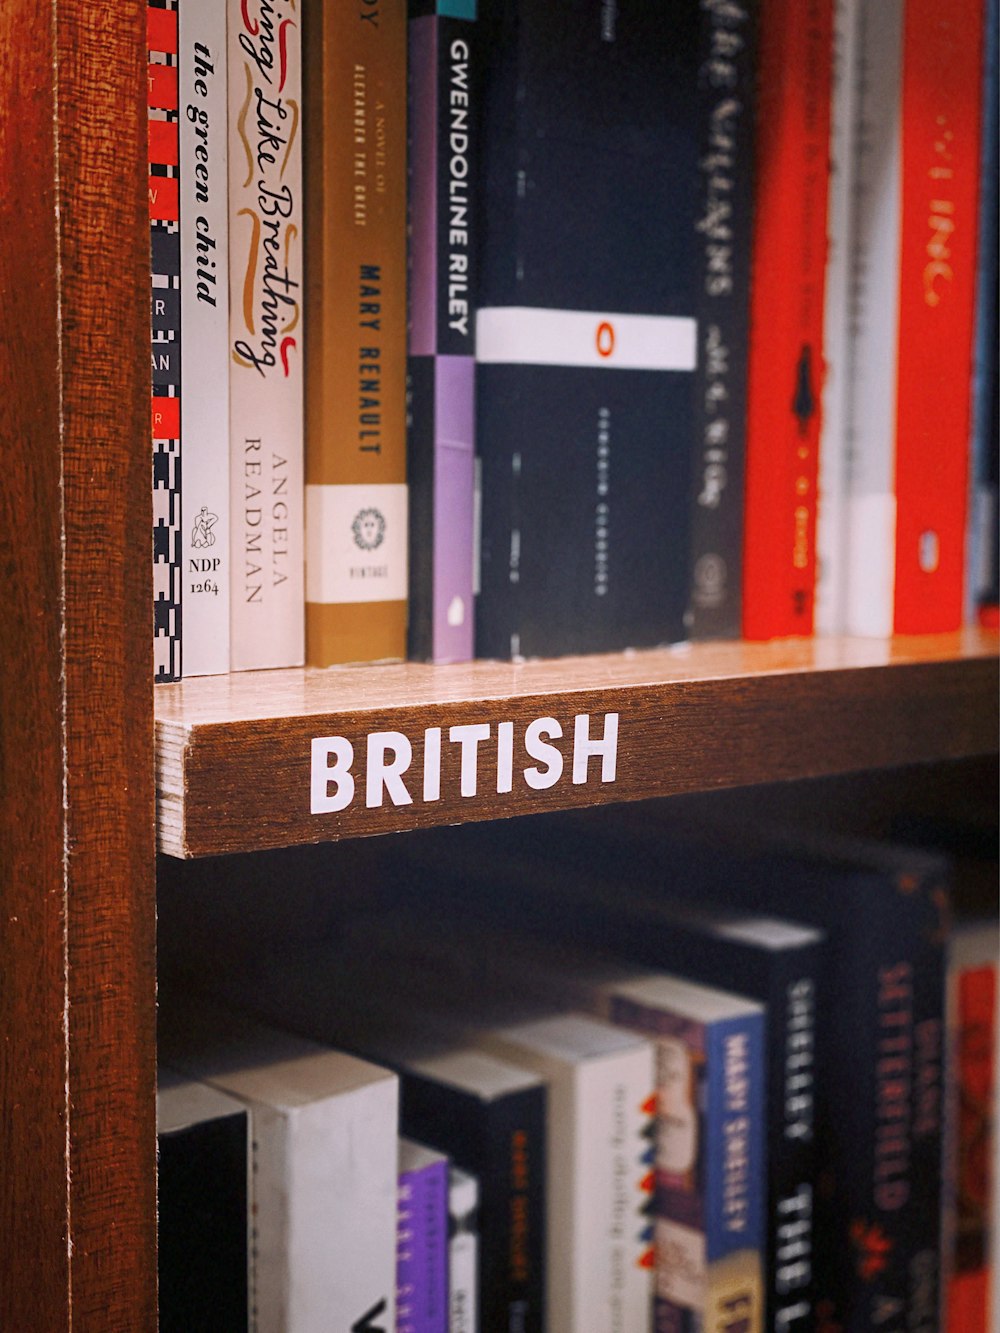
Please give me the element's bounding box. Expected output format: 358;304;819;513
891;0;986;632
814;0;861;637
703;1014;766;1333
157;1109;249;1330
950;964;996;1286
400;1077;546;1333
252;1086;399;1333
569;1050;656;1333
303;0;408;666
686;0;756;641
811;872;947;1332
760;958;819;1333
448;1167;480;1333
397;1152;449;1333
742;0;833;640
178;0;230;677
966;0;999;625
407;6;477;663
842;0;904;637
227;0;304;671
606;997;764;1333
149;0;183;683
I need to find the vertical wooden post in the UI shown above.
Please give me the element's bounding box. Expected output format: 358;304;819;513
0;1;157;1327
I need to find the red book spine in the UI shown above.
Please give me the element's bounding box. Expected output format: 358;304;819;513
742;0;834;640
892;0;986;633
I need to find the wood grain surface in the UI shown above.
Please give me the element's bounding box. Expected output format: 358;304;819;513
0;2;157;1327
157;630;998;856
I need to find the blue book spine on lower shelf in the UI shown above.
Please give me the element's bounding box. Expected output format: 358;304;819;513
606;977;767;1333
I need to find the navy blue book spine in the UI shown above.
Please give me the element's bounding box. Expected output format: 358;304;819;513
473;0;704;658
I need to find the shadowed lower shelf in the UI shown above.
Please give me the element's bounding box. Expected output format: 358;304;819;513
155;629;999;857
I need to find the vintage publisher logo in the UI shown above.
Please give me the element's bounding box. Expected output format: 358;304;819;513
352;507;386;551
191;505;219;548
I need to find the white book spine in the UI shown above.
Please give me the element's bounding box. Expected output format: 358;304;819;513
815;0;861;637
570;1050;655;1333
179;0;230;675
250;1078;398;1333
227;0;305;669
448;1167;479;1333
843;0;904;638
478;1022;655;1333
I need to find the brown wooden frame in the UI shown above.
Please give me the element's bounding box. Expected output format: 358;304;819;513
0;1;996;1327
0;1;156;1326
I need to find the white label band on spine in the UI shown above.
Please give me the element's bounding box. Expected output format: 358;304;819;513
306;483;408;605
476;306;698;371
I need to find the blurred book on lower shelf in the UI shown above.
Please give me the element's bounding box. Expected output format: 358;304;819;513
158;1003;399;1333
157;1070;249;1332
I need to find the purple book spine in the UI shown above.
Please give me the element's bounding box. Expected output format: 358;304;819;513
407;9;476;663
397;1148;449;1333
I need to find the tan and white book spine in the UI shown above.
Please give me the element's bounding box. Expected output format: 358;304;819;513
303;0;408;665
227;0;304;669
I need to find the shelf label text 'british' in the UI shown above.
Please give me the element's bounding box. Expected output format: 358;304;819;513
310;712;620;813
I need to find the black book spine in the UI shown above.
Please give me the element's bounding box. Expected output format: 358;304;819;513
686;0;757;639
157;1112;249;1332
400;1074;546;1333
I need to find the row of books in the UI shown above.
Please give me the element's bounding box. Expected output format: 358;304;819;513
148;0;999;683
158;813;997;1331
158;1039;481;1333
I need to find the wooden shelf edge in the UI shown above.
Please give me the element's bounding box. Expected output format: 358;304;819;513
155;630;999;858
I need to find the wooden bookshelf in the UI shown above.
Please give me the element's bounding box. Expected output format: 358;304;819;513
3;0;998;1324
156;628;999;857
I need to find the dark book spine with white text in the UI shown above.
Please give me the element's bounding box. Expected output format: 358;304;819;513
474;0;702;658
686;0;757;639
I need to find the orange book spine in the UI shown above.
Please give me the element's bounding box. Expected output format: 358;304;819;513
742;0;833;640
303;0;408;666
892;0;985;633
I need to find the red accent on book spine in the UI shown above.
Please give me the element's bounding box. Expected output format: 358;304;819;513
152;396;181;440
148;118;178;167
742;0;833;640
148;175;179;223
147;7;178;54
892;0;985;632
147;63;179;111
